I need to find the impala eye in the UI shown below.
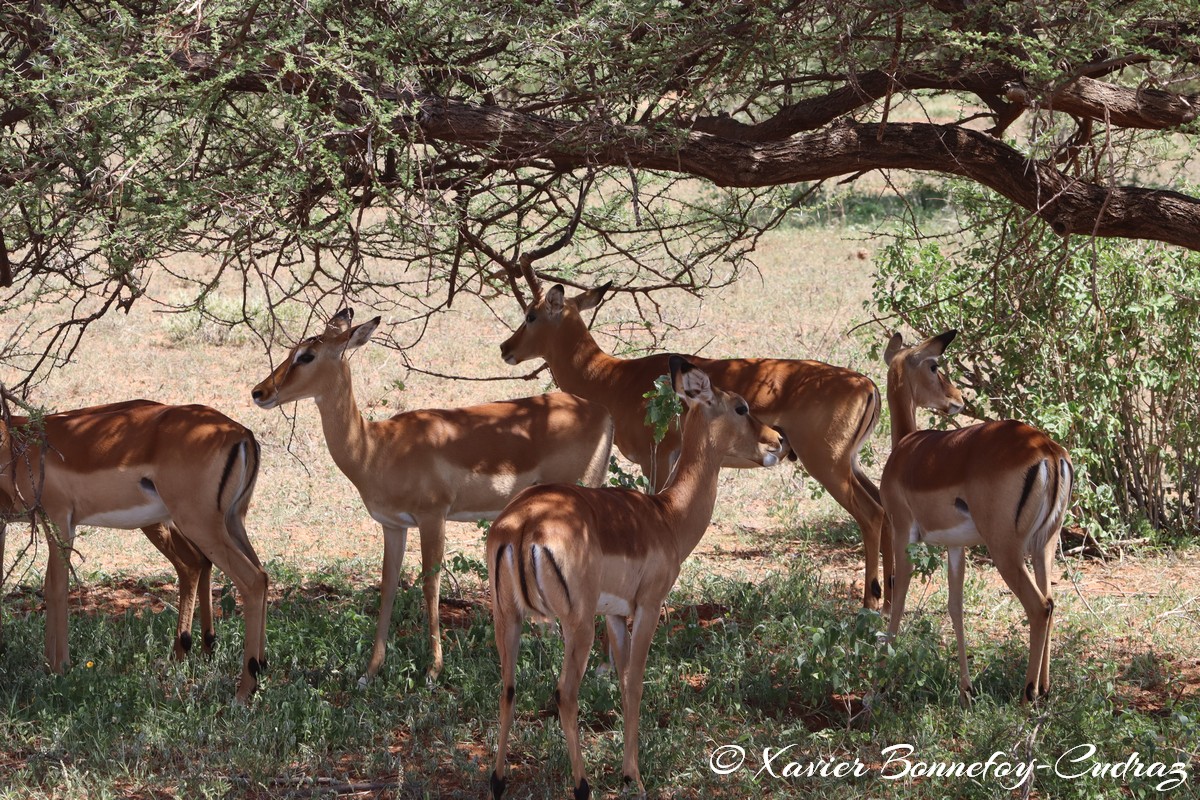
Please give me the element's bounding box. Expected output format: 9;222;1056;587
736;405;748;416
930;362;939;373
526;312;536;324
297;352;316;364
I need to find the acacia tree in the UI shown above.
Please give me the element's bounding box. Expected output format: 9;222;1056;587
2;0;1199;387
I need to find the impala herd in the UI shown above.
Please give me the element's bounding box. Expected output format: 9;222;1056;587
0;284;1073;799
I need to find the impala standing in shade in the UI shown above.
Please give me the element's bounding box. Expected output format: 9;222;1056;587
881;330;1072;704
0;399;267;701
251;308;614;684
500;282;891;609
488;356;787;800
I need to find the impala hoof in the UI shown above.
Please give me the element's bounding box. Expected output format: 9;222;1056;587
357;674;370;690
490;770;507;799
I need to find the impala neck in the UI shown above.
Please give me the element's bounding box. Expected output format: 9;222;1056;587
311;363;372;479
543;315;623;398
657;408;725;563
887;367;918;447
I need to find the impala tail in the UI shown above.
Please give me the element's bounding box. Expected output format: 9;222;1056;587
218;434;264;569
490;507;576;622
1016;449;1074;556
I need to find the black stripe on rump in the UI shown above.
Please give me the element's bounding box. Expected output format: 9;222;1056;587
853;386;880;447
517;543;535;612
494;544;507;601
1015;462;1040;525
217;443;240;511
542;547;572;612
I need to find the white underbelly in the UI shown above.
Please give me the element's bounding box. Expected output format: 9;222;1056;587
367;509;497;528
76;498;171;529
921;519;984;548
596;592;631;616
369;509;419;527
447;510;498;523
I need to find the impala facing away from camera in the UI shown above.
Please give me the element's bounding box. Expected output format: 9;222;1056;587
880;330;1072;704
500;282;890;609
488;356;787;800
251;308;614;684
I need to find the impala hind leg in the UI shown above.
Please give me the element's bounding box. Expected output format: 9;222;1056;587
1030;529;1060;697
142;523;214;659
558;617;597;799
618;605;659;799
491;604;522;799
988;543;1054;703
363;525;409;686
171;508;268;703
798;445;886;610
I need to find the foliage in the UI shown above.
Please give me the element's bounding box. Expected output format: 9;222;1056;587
607;455;650;492
643;373;684;444
0;561;1195;799
904;542;943;580
874;184;1200;541
5;2;1200;386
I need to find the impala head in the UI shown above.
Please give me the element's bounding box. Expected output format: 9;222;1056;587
883;329;965;415
251;308;381;409
669;355;788;467
499;282;611;366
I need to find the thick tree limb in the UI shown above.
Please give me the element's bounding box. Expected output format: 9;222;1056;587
691;68;1200;140
411;101;1200;250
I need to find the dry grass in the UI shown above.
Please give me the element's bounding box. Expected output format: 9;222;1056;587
2;219;1197;685
0;223;885;585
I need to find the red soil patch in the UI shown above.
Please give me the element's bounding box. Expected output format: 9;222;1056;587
745;687;868;733
662;602;729;631
439;596;485;629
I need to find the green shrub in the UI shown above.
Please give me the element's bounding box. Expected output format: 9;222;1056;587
874;184;1200;542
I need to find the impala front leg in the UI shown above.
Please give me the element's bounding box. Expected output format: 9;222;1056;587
42;515;74;673
364;525;409;686
885;517;917;641
605;614;631;682
417;515;447;680
946;546;973;704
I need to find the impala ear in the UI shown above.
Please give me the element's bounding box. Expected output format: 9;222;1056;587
670;355;713;405
544;285;566;319
344;317;381;352
883;332;906;366
923;329;958;356
575;281;612;312
326;308;354;335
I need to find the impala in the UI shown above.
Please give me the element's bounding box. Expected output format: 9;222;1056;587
250;308;614;684
0;399;268;701
488;356;787;800
881;330;1073;703
500;282;891;609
